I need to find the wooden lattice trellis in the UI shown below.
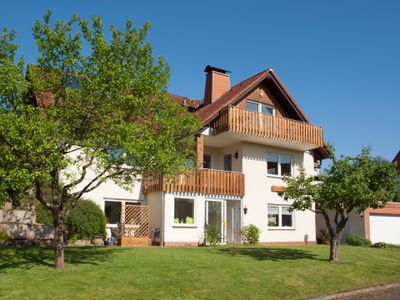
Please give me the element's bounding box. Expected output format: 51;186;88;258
120;204;150;238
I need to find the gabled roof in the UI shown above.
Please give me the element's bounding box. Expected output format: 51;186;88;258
195;68;312;125
195;68;330;159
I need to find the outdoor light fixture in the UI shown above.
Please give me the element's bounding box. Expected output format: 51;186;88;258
234;151;239;159
243;206;248;215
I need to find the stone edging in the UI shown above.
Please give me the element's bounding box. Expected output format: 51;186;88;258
310;282;400;300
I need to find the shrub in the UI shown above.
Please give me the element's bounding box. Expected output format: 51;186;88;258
241;224;260;245
394;191;400;203
35;203;53;225
371;242;399;249
347;235;372;247
205;226;222;246
66;200;106;240
371;242;387;248
0;231;9;241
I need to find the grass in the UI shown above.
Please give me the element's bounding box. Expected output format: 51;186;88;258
0;245;399;299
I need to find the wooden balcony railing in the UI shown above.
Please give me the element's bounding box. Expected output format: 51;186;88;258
211;106;324;148
143;168;245;197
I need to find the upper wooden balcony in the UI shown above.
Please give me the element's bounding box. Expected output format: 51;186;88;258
143;168;245;197
210;106;324;149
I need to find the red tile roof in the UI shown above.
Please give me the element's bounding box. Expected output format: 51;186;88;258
168;93;201;110
193;68;330;159
195;69;271;124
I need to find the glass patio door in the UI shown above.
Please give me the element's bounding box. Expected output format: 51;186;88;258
205;200;225;243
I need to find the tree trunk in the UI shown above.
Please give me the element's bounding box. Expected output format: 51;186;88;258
329;233;342;262
54;212;65;270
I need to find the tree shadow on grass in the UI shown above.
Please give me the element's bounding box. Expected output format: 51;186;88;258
217;246;327;262
0;246;125;270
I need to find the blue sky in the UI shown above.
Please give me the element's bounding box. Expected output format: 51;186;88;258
1;1;399;161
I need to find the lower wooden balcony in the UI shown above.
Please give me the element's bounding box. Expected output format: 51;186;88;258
143;168;245;197
210;106;324;149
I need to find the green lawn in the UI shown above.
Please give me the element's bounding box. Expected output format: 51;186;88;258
0;245;399;299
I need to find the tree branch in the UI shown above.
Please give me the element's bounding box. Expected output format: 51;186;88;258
62;155;95;193
70;166;112;200
34;179;53;211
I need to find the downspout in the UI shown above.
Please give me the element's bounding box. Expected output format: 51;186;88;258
161;192;165;246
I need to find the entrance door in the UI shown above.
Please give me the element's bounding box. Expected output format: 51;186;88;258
226;201;241;243
205;200;225;243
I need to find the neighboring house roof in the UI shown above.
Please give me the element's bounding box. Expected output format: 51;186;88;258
26;64;201;110
393;151;400;172
167;93;201;110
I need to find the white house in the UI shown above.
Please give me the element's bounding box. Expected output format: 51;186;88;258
77;65;330;246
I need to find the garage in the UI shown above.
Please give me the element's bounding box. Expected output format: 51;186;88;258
369;214;400;244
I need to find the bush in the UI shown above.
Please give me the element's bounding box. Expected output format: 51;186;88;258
347;235;372;247
371;242;388;248
241;224;260;245
205;226;222;246
35;203;53;225
371;242;399;249
66;200;106;240
394;191;400;203
0;231;9;241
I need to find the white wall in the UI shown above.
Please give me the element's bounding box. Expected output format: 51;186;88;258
163;193;206;244
241;142;317;243
63;149;144;212
316;209;365;243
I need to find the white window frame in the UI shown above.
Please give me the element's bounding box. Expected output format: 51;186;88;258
267;204;295;229
246;100;276;116
173;197;196;228
266;153;293;177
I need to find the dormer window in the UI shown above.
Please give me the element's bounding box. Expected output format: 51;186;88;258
245;100;275;116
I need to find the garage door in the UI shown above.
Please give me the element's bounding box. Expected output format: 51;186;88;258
369;214;400;244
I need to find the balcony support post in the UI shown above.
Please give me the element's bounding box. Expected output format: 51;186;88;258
196;134;204;168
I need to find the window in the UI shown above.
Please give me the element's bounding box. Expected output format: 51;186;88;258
281;206;293;227
268;205;294;228
280;155;292;176
245;100;275;116
267;206;279;227
64;74;81;89
203;154;211;169
105;201;140;225
224;154;232;171
245;101;259;112
174;198;194;224
105;201;121;224
267;154;279;175
267;153;292;176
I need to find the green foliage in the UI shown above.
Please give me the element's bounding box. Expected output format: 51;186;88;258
0;11;201;268
205;226;221;246
241;224;260;245
394;191;400;203
0;231;9;241
35;202;53;225
371;242;399;249
66;200;106;240
347;235;372;247
282;146;397;261
320;229;330;242
283;147;398;214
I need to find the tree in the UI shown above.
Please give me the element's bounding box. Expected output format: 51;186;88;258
0;11;200;269
282;147;397;262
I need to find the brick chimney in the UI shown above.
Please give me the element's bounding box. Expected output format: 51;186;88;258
203;65;231;105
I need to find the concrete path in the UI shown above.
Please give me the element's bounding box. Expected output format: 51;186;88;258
311;282;400;300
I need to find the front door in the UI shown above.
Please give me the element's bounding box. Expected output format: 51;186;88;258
205;200;225;244
226;200;241;243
